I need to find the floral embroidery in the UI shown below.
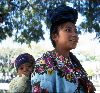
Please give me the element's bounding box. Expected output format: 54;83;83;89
32;82;49;93
33;85;41;93
48;68;54;75
39;59;45;64
35;51;87;83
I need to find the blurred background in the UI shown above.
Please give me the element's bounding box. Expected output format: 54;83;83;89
0;0;100;93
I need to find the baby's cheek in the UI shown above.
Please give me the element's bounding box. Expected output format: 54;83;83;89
28;68;33;73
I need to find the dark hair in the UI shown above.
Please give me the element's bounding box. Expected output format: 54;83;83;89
47;5;78;48
50;24;60;48
15;53;35;71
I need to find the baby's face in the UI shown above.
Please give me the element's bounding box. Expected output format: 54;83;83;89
18;63;33;77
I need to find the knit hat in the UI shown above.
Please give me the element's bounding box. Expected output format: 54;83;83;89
15;53;35;70
47;4;78;25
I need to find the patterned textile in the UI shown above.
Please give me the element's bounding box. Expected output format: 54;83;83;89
31;51;87;93
9;74;31;93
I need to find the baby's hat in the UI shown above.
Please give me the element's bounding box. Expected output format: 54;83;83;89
15;53;35;70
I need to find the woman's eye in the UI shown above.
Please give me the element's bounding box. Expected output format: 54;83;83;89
66;29;71;32
65;28;78;34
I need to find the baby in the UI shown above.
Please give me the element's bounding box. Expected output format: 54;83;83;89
9;53;35;93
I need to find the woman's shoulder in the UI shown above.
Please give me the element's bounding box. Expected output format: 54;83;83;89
37;51;53;58
34;50;56;74
36;51;54;63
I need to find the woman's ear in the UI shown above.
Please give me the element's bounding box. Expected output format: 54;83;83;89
52;34;58;41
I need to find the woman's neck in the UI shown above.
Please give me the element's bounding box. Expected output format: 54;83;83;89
54;48;70;58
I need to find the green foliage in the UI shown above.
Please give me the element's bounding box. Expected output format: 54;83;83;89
75;0;100;34
0;0;99;44
0;47;25;75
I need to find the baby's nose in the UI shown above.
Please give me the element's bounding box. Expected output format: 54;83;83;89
23;66;28;71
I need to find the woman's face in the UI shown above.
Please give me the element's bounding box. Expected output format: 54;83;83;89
18;63;33;77
53;22;79;50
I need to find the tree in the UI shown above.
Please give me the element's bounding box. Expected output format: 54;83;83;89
0;0;99;44
74;0;100;35
0;43;48;78
0;47;25;75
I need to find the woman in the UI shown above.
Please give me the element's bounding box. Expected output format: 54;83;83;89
31;5;95;93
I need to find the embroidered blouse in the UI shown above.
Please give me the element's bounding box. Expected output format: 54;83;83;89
31;51;88;93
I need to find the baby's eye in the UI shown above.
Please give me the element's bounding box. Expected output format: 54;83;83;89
19;67;23;70
28;65;32;68
27;64;32;68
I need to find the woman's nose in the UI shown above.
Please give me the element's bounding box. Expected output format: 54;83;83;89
72;32;79;40
72;32;77;37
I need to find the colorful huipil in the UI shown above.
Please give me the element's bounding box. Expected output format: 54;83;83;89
31;51;88;93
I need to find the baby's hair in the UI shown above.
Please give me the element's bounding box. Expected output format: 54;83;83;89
15;53;35;71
